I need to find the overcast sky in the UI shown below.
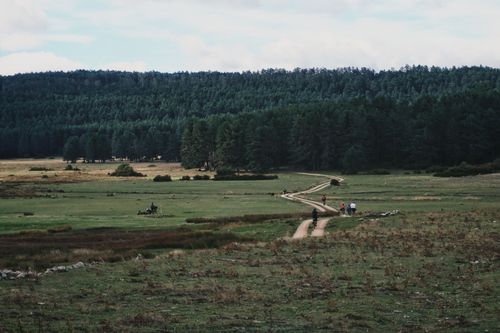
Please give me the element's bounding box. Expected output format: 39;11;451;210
0;0;499;75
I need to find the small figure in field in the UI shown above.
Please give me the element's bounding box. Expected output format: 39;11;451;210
312;208;318;228
346;202;352;215
339;201;346;215
147;202;158;214
350;202;357;215
283;188;288;195
321;194;326;205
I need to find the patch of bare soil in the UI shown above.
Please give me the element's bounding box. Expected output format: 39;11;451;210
0;158;214;183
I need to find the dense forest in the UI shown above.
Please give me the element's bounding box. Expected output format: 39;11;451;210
1;66;499;171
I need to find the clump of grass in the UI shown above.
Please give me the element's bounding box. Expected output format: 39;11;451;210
180;175;191;181
29;166;52;171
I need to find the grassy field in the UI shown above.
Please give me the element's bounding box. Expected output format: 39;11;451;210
0;160;499;332
306;172;500;212
0;170;319;234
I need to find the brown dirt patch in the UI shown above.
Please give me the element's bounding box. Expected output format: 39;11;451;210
0;158;214;183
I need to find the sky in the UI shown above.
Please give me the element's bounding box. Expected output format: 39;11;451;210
0;0;499;75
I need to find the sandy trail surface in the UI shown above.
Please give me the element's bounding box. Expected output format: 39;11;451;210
311;218;330;237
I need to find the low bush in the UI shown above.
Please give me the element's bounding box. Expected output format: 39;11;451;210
193;174;210;180
213;174;278;181
153;175;172;182
109;163;145;177
180;175;191;181
29;166;52;171
64;164;80;171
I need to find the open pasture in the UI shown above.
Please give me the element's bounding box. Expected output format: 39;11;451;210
0;160;499;332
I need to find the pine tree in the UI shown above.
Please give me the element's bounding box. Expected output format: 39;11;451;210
63;136;81;163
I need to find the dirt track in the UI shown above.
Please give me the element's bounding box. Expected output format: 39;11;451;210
282;173;343;239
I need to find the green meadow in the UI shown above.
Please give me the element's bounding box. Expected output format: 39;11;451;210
0;167;499;332
0;173;320;234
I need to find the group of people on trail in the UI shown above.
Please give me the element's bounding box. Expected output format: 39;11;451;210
315;195;358;219
339;201;356;215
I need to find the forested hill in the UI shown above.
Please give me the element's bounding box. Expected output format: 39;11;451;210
2;67;500;121
1;66;499;170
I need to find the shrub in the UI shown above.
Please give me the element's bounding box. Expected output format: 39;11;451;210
64;164;80;171
29;166;52;171
153;175;172;182
180;175;191;181
212;174;278;181
330;178;340;186
193;175;211;180
109;163;145;177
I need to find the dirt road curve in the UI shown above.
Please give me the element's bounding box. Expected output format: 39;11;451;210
282;173;343;239
311;218;329;237
292;219;313;239
292;218;330;239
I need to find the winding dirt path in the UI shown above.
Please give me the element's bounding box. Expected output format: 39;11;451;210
311;218;329;237
292;219;313;239
282;173;343;239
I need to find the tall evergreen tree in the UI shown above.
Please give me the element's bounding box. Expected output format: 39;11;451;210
63;136;81;163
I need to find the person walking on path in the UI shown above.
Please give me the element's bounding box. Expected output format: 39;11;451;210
321;194;326;205
346;202;352;215
312;208;318;228
339;201;346;215
350;202;357;215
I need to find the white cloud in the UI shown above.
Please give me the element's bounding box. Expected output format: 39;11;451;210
1;0;500;74
0;51;84;75
77;0;500;71
100;61;148;72
0;0;48;33
0;0;93;52
0;33;93;52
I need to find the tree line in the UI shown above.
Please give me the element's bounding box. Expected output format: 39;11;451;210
181;91;500;172
1;66;499;170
